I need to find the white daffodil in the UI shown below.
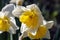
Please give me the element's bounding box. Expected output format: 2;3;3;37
12;4;54;39
0;4;19;34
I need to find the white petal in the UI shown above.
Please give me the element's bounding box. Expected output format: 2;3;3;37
23;32;28;38
20;23;28;38
29;28;37;36
43;20;47;25
3;11;10;17
20;23;28;33
26;4;44;25
0;12;5;18
21;23;39;36
19;35;23;40
9;17;19;34
0;12;11;18
19;32;28;40
9;27;16;34
20;23;39;38
16;0;24;5
0;31;3;34
2;4;15;12
1;4;15;17
46;21;54;29
0;13;18;34
28;26;39;36
44;30;51;39
10;0;16;3
10;17;19;30
12;6;26;18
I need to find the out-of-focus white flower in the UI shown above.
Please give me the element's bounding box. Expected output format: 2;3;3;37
0;4;19;34
16;0;24;5
12;4;54;39
10;0;24;5
10;0;16;3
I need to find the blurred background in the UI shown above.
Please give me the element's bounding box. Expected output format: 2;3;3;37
0;0;60;40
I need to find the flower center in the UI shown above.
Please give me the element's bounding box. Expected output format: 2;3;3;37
0;16;10;31
19;9;39;29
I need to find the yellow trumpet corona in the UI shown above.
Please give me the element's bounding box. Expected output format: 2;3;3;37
19;9;39;29
0;16;10;31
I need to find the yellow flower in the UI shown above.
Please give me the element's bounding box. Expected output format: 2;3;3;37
28;25;47;39
0;16;10;31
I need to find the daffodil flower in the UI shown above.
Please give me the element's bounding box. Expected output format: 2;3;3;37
12;4;54;39
0;4;19;34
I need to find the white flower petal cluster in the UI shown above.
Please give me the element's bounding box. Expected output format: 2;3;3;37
0;4;19;34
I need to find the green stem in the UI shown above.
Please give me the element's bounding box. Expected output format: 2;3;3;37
10;34;13;40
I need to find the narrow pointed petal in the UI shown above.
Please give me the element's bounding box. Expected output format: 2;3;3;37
8;17;19;34
43;20;47;25
9;27;16;34
20;23;28;33
10;17;19;30
46;21;54;29
44;30;51;39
